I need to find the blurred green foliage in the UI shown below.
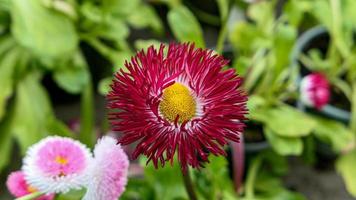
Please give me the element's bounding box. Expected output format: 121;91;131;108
1;0;356;199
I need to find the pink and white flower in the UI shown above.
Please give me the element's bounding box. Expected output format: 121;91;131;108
300;73;330;110
83;136;129;200
22;136;92;194
6;171;54;200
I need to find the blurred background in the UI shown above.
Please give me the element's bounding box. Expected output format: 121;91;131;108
0;0;356;199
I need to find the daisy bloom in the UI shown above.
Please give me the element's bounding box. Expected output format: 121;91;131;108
108;43;247;170
6;171;54;200
300;72;330;110
22;136;92;194
83;136;129;200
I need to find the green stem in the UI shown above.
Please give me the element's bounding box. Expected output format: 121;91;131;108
84;38;117;60
330;0;348;58
181;168;198;200
350;82;356;133
245;156;262;199
187;2;221;26
79;76;95;147
15;192;42;200
216;1;230;54
216;22;228;54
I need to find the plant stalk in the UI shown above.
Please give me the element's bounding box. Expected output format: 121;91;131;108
182;168;198;200
231;138;245;193
216;1;230;54
350;82;356;133
79;75;95;147
216;21;228;54
245;156;262;199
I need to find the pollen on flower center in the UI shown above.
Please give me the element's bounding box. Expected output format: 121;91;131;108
55;156;68;165
159;83;196;123
27;185;38;193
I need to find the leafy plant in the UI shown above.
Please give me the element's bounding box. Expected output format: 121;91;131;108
0;0;164;173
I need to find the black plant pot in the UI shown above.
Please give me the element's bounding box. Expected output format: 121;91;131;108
291;26;351;166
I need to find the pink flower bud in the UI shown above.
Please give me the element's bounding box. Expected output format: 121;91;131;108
300;73;330;110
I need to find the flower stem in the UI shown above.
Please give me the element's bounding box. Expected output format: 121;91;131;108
80;75;95;147
245;156;262;199
350;82;356;133
181;168;198;200
216;21;228;54
231;138;245;193
216;3;230;54
15;192;42;200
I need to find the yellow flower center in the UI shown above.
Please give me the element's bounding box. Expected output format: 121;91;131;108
55;155;68;165
159;83;196;123
27;185;38;193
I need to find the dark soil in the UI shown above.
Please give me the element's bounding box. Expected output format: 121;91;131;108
284;158;355;200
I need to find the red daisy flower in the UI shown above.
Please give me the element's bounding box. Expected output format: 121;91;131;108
108;43;247;171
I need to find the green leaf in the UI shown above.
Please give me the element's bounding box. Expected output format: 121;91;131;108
255;173;284;194
48;0;77;20
344;0;356;27
12;73;54;154
336;150;356;197
254;172;305;200
265;127;303;156
128;4;163;34
261;150;289;176
0;0;10;11
243;55;267;92
232;56;250;77
273;24;297;74
111;51;132;72
312;0;332;30
248;0;274;31
312;116;354;152
56;189;86;200
11;0;78;59
53;53;89;94
80;2;103;23
98;77;112;95
229;21;262;52
167;6;205;48
0;47;19;120
144;159;188;200
196;156;235;199
99;17;129;43
247;95;266;115
249;107;270;123
121;178;155;200
0;36;15;57
300;49;333;71
102;0;140;17
284;0;312;27
0;106;14;172
265;189;306;200
46;118;75;138
254;171;306;200
266;106;316;137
